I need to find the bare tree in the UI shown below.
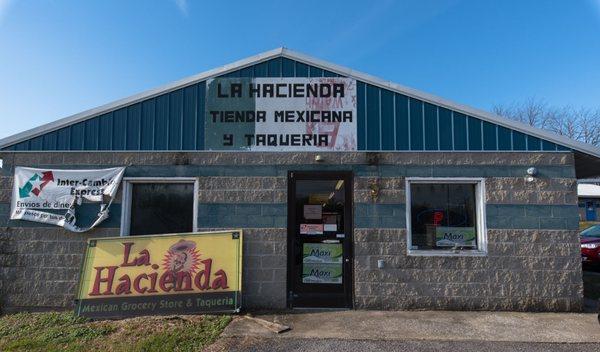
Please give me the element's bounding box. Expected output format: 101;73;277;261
493;99;600;147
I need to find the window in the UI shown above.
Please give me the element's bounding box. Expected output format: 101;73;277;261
121;178;198;236
406;178;487;256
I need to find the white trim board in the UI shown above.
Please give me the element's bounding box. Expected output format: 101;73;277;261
2;47;599;159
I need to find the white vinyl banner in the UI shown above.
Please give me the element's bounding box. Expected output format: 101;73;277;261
10;167;125;232
205;77;357;151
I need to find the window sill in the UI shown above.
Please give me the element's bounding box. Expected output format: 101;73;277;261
407;249;487;257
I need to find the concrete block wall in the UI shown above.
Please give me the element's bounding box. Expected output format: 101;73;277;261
352;153;582;312
0;151;583;312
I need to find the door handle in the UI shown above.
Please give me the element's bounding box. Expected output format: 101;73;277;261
344;258;350;263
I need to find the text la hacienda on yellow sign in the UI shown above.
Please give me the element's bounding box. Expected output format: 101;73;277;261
75;231;242;318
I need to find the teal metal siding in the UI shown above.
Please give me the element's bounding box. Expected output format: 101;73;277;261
394;94;409;150
2;57;569;152
424;103;438;150
438;107;452;150
409;98;424;150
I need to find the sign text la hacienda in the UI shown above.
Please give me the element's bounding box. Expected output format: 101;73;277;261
75;231;243;318
89;241;229;296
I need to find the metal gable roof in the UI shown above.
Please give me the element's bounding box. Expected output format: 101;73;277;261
1;47;600;159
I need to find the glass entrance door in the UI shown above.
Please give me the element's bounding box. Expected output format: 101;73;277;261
287;171;353;308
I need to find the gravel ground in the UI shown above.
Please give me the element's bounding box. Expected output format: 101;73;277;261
214;337;600;352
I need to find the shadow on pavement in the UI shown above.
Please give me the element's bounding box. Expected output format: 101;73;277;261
583;269;600;313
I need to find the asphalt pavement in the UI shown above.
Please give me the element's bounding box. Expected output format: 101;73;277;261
208;310;600;352
213;337;600;352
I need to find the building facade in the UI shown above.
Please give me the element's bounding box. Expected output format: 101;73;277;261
0;48;597;313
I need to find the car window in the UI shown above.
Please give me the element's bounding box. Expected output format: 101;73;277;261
581;225;600;238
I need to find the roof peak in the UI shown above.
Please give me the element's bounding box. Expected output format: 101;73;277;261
2;47;600;158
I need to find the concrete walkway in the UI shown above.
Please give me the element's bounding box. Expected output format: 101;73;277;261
222;310;600;343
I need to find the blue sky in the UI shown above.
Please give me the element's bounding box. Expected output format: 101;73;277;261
1;0;600;139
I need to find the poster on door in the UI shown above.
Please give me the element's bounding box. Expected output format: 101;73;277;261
302;243;343;264
302;263;343;284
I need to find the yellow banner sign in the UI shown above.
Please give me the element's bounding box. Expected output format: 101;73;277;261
74;230;242;318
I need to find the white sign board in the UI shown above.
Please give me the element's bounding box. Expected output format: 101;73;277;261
11;167;125;232
205;77;357;151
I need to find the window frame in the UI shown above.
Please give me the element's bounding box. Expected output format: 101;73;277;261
405;177;487;257
120;177;199;236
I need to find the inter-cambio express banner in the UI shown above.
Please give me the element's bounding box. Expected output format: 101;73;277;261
75;231;243;318
10;167;124;232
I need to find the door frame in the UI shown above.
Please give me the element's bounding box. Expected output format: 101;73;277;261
286;170;354;308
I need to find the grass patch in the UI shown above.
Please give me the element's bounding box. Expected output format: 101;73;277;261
0;312;231;352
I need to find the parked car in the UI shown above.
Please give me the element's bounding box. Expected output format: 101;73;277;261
581;224;600;268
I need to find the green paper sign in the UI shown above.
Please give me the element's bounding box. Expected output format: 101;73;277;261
302;263;343;284
435;226;476;247
302;243;343;264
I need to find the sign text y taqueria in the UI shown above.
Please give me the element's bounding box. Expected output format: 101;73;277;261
75;231;242;318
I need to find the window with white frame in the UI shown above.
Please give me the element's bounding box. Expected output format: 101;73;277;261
406;178;487;255
121;178;198;236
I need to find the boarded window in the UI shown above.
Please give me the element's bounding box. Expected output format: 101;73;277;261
129;183;194;236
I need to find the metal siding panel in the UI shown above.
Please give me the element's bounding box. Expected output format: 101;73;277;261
267;58;282;77
140;100;155;150
154;94;169;149
395;94;409;150
424;102;438;150
112;109;127;150
309;66;323;77
197;82;206;150
366;85;380;150
467;116;482;150
43;131;58;150
57;127;70;150
84;117;99;150
295;62;309;77
357;81;366;150
527;135;541;151
239;65;254;77
15;141;29;150
168;89;183;150
29;135;43;150
438;107;452;150
409;98;423;150
70;122;85;150
222;69;241;78
380;89;394;150
453;112;467;150
497;126;511;150
98;113;113;150
542;140;557;151
126;103;141;150
482;121;497;151
253;61;268;77
182;85;197;150
512;131;526;150
282;58;295;77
